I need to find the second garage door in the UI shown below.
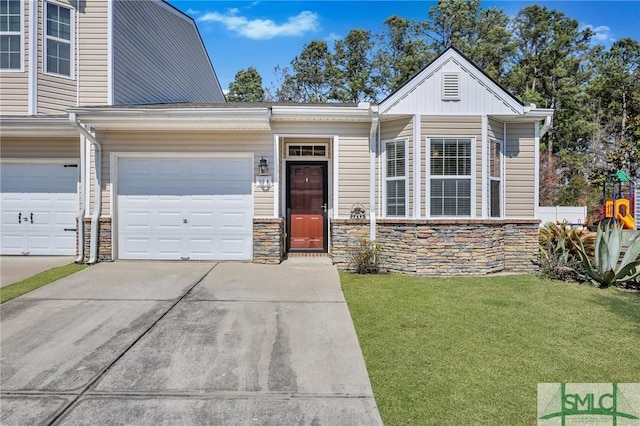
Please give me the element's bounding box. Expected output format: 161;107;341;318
117;157;253;260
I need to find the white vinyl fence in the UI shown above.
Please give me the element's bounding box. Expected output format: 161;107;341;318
538;206;588;226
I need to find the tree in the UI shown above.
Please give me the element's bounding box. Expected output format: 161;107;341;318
332;29;377;103
227;67;265;102
276;40;337;103
505;5;593;205
421;0;513;79
373;15;431;96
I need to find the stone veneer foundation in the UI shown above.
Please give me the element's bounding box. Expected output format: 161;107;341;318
81;217;285;264
331;219;540;275
80;217;537;274
82;217;112;262
253;218;284;264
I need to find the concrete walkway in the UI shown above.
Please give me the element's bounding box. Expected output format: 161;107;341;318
0;256;76;287
0;261;382;425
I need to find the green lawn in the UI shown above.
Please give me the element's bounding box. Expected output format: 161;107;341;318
1;263;87;303
341;273;640;425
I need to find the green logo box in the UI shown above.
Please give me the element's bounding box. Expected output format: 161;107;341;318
538;383;640;425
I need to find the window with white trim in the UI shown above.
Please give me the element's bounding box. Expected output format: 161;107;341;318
489;139;502;218
45;2;72;77
385;139;407;217
0;0;22;70
429;138;472;216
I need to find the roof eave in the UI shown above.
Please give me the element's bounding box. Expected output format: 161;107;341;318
67;107;273;131
0;116;78;137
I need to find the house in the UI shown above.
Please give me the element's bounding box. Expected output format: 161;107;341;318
0;0;224;258
65;47;552;275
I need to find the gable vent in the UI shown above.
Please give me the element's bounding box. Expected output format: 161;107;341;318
442;73;460;100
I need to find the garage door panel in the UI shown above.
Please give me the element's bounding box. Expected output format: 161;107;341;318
1;163;77;255
118;157;253;260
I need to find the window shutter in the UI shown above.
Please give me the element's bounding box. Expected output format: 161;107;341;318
442;73;460;100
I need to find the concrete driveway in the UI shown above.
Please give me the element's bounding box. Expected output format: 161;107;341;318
0;256;76;287
0;261;382;425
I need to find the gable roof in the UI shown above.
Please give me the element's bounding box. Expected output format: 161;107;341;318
379;46;525;116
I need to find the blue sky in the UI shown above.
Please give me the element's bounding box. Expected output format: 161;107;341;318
166;1;640;93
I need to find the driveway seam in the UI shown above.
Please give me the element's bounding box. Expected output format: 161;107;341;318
45;263;218;426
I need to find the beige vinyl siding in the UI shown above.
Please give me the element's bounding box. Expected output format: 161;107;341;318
505;122;536;218
0;136;79;158
93;131;273;218
337;136;370;217
0;0;28;115
113;0;224;104
380;117;413;217
78;0;108;105
37;0;75;114
422;116;482;217
488;118;504;141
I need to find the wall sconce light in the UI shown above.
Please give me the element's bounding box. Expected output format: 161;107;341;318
258;157;269;175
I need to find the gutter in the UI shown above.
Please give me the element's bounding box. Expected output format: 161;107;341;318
70;112;102;264
369;106;379;241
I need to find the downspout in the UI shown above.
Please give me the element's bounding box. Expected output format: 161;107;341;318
75;134;85;263
539;115;551;138
369;106;379;241
70;112;102;264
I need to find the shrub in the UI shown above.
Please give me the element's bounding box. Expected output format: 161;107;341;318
537;222;593;281
576;223;640;288
349;238;381;274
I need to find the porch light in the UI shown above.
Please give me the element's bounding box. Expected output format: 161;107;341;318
258;157;269;175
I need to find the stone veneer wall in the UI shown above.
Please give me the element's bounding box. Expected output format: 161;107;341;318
253;218;284;264
331;219;539;275
82;217;112;262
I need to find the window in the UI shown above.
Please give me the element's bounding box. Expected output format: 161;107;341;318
287;144;327;157
429;138;472;216
45;2;72;77
385;140;407;217
490;139;502;218
0;0;22;70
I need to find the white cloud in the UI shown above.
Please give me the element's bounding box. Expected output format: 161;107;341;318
581;24;615;44
186;8;200;16
324;32;341;42
198;9;319;40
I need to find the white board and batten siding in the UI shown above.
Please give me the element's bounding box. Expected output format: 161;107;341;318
117;156;253;261
380;57;521;116
113;0;224;104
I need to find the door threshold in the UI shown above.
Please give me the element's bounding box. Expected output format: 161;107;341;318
286;252;331;258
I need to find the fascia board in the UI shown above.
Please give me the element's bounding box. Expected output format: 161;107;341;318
0;116;77;137
67;108;272;130
271;106;371;122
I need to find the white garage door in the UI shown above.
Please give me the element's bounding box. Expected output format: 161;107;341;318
1;163;78;255
117;157;253;260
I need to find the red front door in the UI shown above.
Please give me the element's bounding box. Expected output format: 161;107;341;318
287;163;327;251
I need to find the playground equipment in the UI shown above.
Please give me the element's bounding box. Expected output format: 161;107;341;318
595;171;636;230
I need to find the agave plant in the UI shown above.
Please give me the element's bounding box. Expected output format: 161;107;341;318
576;223;640;287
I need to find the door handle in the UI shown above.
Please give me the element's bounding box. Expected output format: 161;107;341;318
320;204;327;212
18;212;22;223
30;213;33;224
